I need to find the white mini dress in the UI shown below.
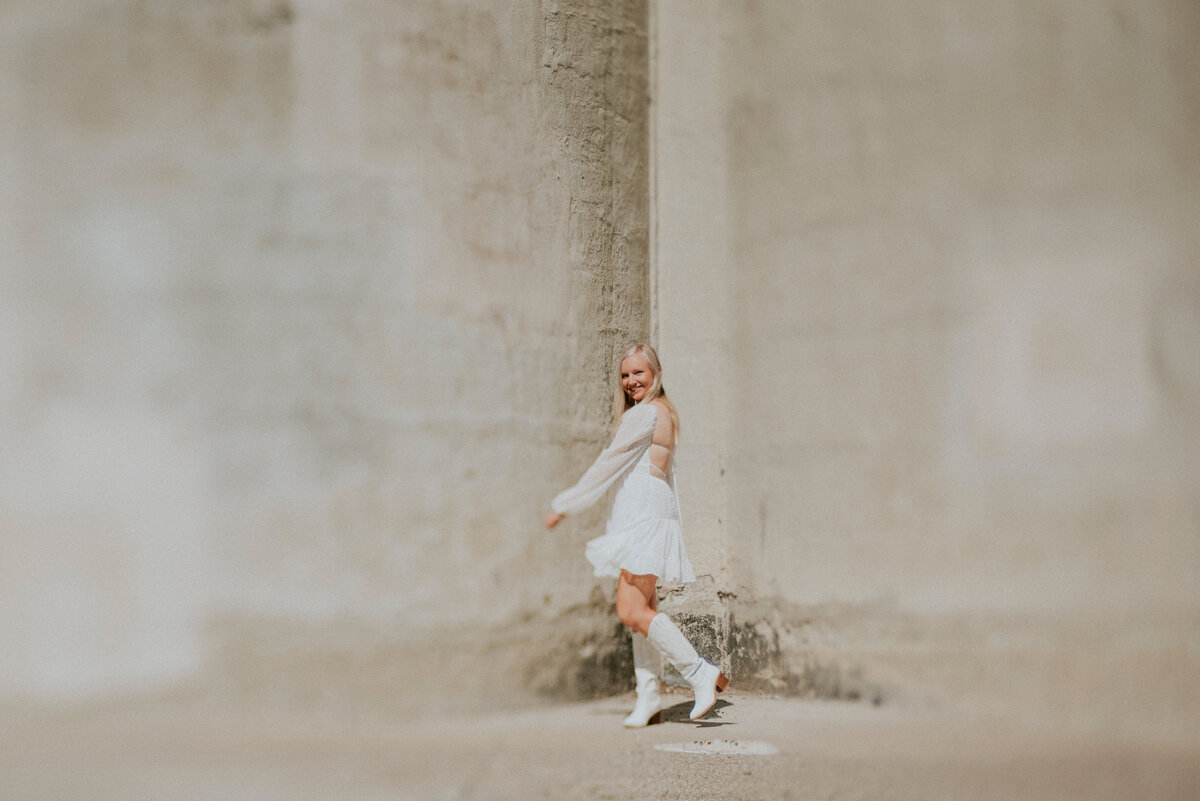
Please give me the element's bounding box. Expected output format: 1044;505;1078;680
551;402;696;583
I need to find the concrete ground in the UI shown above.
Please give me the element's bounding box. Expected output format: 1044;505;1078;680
2;689;1196;801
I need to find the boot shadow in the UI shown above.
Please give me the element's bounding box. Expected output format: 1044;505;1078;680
661;698;733;725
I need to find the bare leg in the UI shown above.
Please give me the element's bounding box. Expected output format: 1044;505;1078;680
618;570;664;727
616;570;659;636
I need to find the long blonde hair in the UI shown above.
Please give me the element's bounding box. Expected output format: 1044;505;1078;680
612;343;680;444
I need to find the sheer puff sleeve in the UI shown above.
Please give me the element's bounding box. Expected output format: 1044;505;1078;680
550;403;657;516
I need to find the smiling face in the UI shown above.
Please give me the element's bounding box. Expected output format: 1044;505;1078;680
620;352;655;403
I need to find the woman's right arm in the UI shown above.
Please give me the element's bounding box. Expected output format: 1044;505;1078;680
548;403;657;520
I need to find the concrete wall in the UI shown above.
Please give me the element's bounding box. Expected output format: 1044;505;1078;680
4;0;1197;740
653;0;1200;731
0;0;649;703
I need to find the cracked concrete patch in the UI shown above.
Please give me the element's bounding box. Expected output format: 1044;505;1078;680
654;738;779;756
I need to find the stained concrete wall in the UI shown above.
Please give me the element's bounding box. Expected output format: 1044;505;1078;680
4;0;1198;741
653;0;1200;733
0;0;649;703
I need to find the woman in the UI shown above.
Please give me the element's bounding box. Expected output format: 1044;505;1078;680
544;344;729;726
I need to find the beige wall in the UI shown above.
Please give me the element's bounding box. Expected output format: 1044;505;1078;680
3;0;1198;737
654;0;1200;728
0;0;649;701
647;2;736;590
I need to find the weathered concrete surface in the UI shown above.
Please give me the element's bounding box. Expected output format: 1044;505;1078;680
2;692;1197;801
0;0;647;701
2;0;1198;767
653;0;1200;736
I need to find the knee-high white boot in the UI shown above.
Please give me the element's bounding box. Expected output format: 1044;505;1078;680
622;632;663;727
646;613;730;721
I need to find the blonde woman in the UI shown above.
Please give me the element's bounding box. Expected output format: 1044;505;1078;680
545;344;728;726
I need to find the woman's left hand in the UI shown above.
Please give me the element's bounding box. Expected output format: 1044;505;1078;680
544;511;565;530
